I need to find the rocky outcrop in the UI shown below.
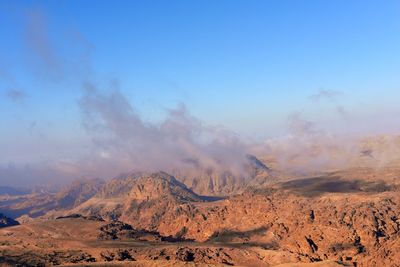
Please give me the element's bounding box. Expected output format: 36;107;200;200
70;172;204;226
173;154;274;196
64;171;400;266
2;168;400;266
98;220;164;241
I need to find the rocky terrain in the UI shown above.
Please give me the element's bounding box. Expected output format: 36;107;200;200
1;156;400;266
0;178;104;221
0;216;342;266
173;154;275;196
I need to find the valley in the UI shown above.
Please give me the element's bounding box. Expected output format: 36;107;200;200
1;161;400;266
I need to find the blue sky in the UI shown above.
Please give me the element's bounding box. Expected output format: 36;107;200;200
1;0;400;166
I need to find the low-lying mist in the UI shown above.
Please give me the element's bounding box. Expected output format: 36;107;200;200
78;82;250;178
3;83;400;189
2;7;400;188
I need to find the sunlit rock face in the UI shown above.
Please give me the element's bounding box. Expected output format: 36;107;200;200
1;165;400;266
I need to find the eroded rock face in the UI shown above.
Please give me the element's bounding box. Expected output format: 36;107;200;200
65;171;400;266
151;185;399;266
71;172;204;227
0;155;271;222
2;169;400;266
0;250;97;266
98;220;165;242
173;154;274;196
93;172;202;202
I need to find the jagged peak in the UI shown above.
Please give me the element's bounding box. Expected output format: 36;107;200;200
246;154;269;171
96;171;201;202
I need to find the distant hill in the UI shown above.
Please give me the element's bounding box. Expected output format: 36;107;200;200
71;172;203;226
173;154;274;196
0;178;104;219
0;186;30;196
0;213;19;228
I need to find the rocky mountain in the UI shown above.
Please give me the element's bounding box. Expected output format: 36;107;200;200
70;172;204;227
47;168;398;266
1;168;400;266
1;164;400;266
173;154;274;196
53;178;105;209
0;178;104;220
0;155;271;222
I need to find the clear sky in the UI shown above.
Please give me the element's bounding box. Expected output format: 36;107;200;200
1;0;400;168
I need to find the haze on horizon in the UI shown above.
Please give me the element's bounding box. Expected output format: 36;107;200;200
1;0;400;187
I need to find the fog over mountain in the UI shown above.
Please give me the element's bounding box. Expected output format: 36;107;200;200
2;81;400;187
78;82;250;177
1;3;400;189
2;2;400;266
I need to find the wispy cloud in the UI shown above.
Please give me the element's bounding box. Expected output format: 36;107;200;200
78;82;250;177
310;88;348;117
287;112;321;137
6;89;27;103
309;88;342;102
25;8;64;81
